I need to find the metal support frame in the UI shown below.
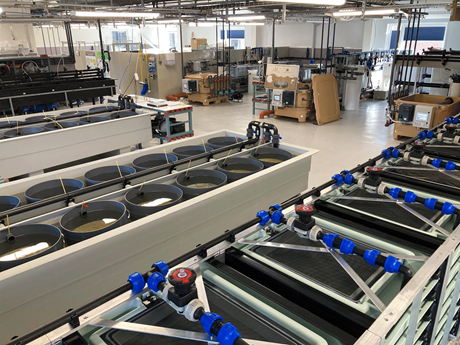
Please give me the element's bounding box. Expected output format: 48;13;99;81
271;19;275;62
388;13;403;117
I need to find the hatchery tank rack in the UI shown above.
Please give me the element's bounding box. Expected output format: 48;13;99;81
5;113;460;345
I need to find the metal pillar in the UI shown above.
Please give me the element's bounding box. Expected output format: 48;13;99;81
97;20;106;73
331;21;336;73
271;19;275;62
179;0;184;79
320;18;324;73
325;18;331;74
388;13;402;115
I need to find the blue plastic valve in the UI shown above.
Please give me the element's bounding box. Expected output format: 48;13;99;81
257;210;270;225
383;255;402;273
322;233;339;249
364;249;381;266
389;187;402;199
152;260;169;276
128;272;145;293
442;202;456;215
217;323;242;345
271;210;284;225
332;174;344;186
404;191;417;203
201;312;223;336
339;238;356;255
446;161;456;171
147;272;166;292
424;198;438;211
431;158;442;169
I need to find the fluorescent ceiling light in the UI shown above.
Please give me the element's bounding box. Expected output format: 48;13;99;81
0;8;3;14
157;19;180;23
333;9;396;16
258;0;345;4
41;25;54;28
239;22;264;26
188;22;216;27
75;11;160;18
228;15;265;21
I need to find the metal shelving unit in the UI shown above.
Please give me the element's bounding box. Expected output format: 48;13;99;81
251;81;272;114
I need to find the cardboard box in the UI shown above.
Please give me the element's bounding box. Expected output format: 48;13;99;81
394;94;460;140
185;73;218;94
191;38;207;50
265;64;299;91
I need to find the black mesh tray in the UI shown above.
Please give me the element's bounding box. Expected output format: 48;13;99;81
251;230;385;301
386;160;460;188
425;142;460;160
332;188;442;231
101;283;303;345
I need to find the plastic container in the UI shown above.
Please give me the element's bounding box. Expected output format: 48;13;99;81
84;165;136;186
0;224;63;271
176;169;227;199
132;153;178;171
24;116;46;122
250;147;292;168
0;121;22;128
217;157;264;182
78;116;111;125
2;127;43;139
25;179;84;203
44;121;79;131
207;136;244;149
124;184;183;220
0;196;21;212
59;200;128;245
110;110;138;119
172;145;213;160
90;105;119;113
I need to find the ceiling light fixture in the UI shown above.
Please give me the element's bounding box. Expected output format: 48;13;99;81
228;15;265;21
75;11;160;18
239;22;265;25
188;22;216;27
157;19;180;23
332;9;396;16
259;0;345;5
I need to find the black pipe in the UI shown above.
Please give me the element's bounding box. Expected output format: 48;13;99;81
326;18;331;74
216;17;218;74
402;10;417;96
179;12;184;79
320;18;324;74
271;19;275;63
331;21;336;74
407;9;421;92
388;13;402;117
396;14;411;99
97;20;106;73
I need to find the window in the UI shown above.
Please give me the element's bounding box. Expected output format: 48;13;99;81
389;26;446;54
111;31;127;44
169;32;176;49
219;30;245;49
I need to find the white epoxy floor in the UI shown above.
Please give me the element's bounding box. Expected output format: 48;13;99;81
167;97;399;188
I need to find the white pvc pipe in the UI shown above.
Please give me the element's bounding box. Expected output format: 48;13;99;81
201;262;328;345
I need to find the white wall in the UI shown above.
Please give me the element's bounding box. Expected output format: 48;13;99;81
182;24;255;48
256;20;365;50
370;16;451;51
0;7;36;52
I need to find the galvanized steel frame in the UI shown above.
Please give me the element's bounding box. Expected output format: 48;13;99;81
355;224;460;345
